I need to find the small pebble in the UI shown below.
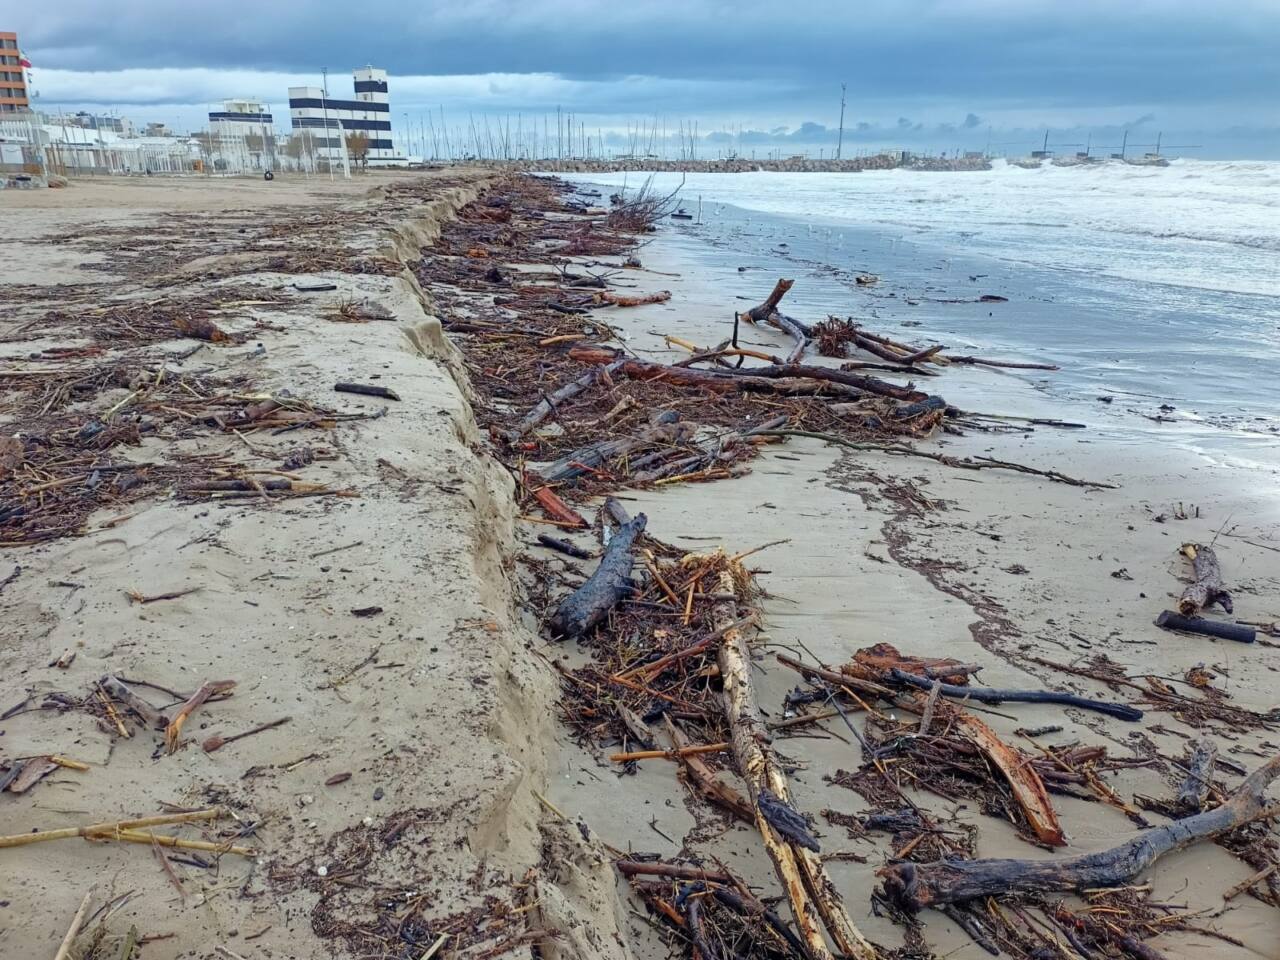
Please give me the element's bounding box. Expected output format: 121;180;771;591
373;787;385;800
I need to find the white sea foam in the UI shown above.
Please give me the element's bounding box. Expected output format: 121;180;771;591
577;160;1280;298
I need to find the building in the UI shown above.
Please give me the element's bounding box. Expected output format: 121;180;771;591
0;32;30;113
288;66;400;168
66;111;136;137
206;99;275;171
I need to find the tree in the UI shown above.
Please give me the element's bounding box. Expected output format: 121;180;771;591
345;131;370;169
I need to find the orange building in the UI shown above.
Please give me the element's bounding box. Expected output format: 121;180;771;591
0;32;30;112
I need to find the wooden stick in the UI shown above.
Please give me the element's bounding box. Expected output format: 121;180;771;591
609;743;728;763
664;715;754;824
53;891;93;960
504;359;624;443
0;809;223;849
889;669;1143;721
108;829;255;857
165;680;236;754
715;570;877;960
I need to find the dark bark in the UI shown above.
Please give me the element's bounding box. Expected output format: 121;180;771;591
879;755;1280;911
1155;610;1255;644
1175;737;1217;815
334;382;401;401
503;359;624;443
548;512;647;638
536;412;688;483
535;534;593;560
888;669;1144;722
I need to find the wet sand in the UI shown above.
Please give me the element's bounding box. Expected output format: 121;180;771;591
540;193;1280;958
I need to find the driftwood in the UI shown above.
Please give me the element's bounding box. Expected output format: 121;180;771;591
503;359;624;443
165;680;236;754
536;412;689;483
740;278;795;325
535;534;593;560
529;486;588;527
768;312;811;364
566;349;884;402
879;753;1280;911
334;382;401;401
945;355;1060;371
845;642;979;685
664;715;754;824
713;362;924;401
714;571;878;960
1155;610;1255;644
889;669;1144;722
99;675;167;728
1175;737;1218;815
935;700;1066;848
548;507;647;637
1177;543;1233;615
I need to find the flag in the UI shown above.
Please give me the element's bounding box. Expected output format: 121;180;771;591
18;55;32;68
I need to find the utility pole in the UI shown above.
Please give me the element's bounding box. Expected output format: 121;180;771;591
836;82;847;160
321;68;350;179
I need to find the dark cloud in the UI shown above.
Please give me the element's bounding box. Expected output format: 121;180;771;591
10;1;1280;154
14;1;1280;107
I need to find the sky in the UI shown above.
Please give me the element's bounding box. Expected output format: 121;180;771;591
11;1;1280;158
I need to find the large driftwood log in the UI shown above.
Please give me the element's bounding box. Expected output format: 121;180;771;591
547;507;646;638
880;754;1280;911
1155;610;1255;644
1175;737;1218;815
1177;543;1233;615
889;669;1144;722
715;571;878;960
503;359;624;444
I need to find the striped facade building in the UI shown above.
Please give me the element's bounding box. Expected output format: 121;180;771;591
288;67;397;167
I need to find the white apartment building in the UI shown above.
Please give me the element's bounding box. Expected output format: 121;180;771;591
207;99;275;171
287;66;400;167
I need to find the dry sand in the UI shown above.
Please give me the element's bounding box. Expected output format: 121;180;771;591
0;173;630;960
2;170;1277;960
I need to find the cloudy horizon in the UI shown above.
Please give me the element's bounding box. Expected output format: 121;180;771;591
10;1;1280;159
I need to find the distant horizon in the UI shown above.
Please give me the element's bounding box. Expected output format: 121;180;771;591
20;100;1280;163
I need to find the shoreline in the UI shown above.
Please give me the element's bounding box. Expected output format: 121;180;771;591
415;176;1279;957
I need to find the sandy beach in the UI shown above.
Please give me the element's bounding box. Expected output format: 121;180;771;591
2;169;1277;960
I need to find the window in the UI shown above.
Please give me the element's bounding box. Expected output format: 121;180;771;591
0;40;17;50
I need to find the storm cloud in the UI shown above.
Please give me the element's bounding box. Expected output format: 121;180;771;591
11;1;1280;155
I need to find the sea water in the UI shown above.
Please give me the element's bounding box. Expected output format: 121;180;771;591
568;161;1280;476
